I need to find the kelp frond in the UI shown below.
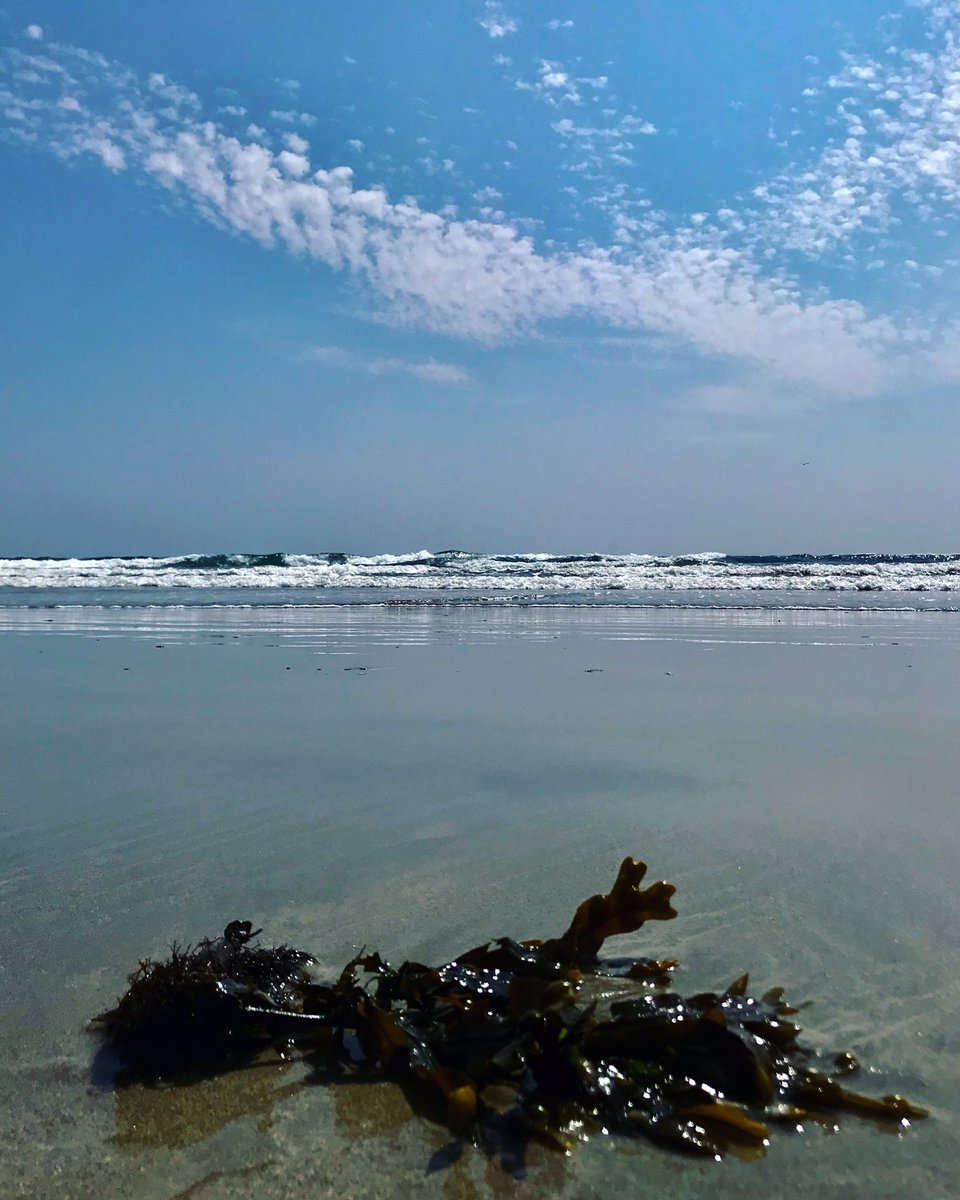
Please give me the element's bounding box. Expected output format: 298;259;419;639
92;857;927;1161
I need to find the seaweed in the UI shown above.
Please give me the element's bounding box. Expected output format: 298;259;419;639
92;858;928;1162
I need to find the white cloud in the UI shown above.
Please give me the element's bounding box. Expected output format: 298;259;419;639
478;2;518;39
549;110;657;185
277;149;309;177
2;31;958;411
369;356;472;384
528;59;581;105
553;116;656;141
546;19;574;30
539;66;569;90
270;109;316;128
147;72;199;112
24;24;43;40
419;152;456;175
746;0;960;258
620;114;658;135
510;46;655;198
88;135;125;170
306;345;471;385
275;77;300;95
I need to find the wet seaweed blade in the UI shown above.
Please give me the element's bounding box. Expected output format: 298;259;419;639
92;857;928;1160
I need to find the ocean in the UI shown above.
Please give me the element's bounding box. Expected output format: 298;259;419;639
2;549;960;610
2;554;958;1198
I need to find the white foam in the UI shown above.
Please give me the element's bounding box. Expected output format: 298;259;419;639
1;551;959;594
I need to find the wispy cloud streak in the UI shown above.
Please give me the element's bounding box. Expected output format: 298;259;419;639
3;27;953;407
305;346;472;384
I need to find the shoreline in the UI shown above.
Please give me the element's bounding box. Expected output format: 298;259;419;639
2;589;960;614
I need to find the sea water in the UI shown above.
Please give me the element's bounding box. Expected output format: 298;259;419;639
1;548;960;600
2;570;959;1198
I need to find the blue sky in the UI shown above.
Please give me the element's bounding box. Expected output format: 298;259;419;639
2;0;959;554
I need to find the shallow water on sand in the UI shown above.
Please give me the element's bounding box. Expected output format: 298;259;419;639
2;606;959;1199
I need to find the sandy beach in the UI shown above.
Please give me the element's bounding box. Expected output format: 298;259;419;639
2;604;959;1199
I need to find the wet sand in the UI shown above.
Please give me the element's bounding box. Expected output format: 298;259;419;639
2;606;959;1198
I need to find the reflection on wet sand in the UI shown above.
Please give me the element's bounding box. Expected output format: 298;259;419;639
112;1057;300;1150
325;1073;570;1200
109;1035;574;1197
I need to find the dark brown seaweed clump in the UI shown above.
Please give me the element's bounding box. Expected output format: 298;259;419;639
92;859;928;1160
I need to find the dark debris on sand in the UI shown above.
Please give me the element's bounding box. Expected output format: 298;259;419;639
92;858;927;1162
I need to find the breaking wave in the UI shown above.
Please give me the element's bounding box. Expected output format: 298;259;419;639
1;549;959;601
